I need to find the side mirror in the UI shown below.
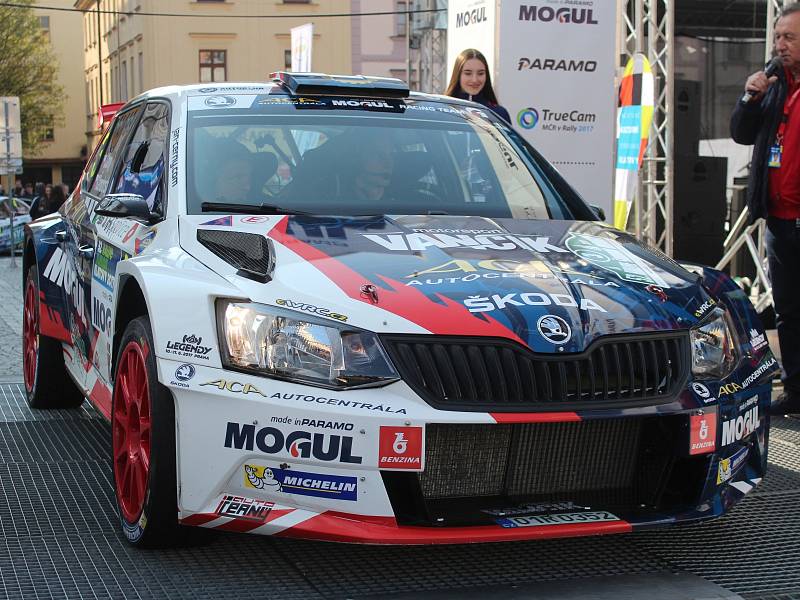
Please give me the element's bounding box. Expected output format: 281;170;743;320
95;193;156;223
590;204;606;221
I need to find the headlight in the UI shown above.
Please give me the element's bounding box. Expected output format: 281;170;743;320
217;300;399;389
690;307;738;379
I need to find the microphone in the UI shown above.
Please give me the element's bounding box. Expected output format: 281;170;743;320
740;57;784;104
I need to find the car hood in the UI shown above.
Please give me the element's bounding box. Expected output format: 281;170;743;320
184;214;714;352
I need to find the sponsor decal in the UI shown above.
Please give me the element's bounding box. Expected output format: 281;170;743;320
405;271;616;288
464;292;607;314
271;415;353;431
455;6;487;27
121;223;139;244
498;511;619;528
170;363;196;389
224;422;363;464
362;232;568;253
91;297;112;335
517;108;539;130
202;215;233;226
134;230;156;255
689;410;717;455
331;99;393;109
378;426;423;471
202;379;266;396
537;314;571;344
166;334;213;361
240;216;271;224
518;5;598;25
718;382;742;396
91;240;119;292
215;494;273;522
741;357;777;389
259;97;325;106
691;382;715;403
717;447;749;485
404;258;610;281
170;127;180;187
564;233;670;287
749;328;768;352
268;392;406;415
721;406;759;446
275;298;348;322
694;298;717;319
205;95;236;108
517;57;597;72
43;247;88;328
244;464;358;501
482;501;580;517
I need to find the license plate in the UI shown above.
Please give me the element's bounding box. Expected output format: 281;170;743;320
497;511;620;528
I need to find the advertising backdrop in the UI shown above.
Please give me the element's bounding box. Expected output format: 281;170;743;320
497;1;617;216
446;0;497;87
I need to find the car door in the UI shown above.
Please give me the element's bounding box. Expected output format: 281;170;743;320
64;104;143;389
91;101;170;385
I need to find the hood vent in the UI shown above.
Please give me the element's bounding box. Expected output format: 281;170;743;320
197;229;274;283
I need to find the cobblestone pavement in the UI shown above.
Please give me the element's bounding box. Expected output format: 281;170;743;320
0;257;24;381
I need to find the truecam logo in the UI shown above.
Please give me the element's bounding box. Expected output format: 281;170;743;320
517;107;539;129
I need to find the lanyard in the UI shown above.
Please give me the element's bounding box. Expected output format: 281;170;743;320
777;83;800;142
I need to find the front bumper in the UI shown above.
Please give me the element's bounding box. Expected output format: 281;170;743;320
161;358;770;544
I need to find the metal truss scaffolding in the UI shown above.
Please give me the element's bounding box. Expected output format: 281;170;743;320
411;0;448;94
619;0;674;256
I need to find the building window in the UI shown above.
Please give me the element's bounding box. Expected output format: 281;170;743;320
284;49;291;69
41;118;54;142
38;15;50;42
121;60;128;101
282;0;311;3
396;1;407;36
199;49;227;82
138;51;144;93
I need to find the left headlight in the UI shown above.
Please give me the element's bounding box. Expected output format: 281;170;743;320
217;300;399;389
690;307;739;380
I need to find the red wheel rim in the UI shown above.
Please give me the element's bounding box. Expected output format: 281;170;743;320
22;280;38;393
112;341;152;523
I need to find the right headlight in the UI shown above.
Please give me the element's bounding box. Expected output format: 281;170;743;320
217;299;399;389
690;307;739;380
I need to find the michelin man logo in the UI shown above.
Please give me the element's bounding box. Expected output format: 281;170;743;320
244;464;282;491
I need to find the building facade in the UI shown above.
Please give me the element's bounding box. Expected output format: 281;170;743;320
75;0;357;148
22;0;88;191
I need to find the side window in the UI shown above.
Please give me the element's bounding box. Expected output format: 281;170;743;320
113;102;170;213
82;127;112;191
88;105;143;198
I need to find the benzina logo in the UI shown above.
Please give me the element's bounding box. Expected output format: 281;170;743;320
224;422;363;464
689;411;717;455
379;426;423;470
517;58;598;72
518;5;598;25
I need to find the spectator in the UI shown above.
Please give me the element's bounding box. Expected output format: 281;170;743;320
29;183;65;219
13;179;22;197
444;48;511;123
21;182;34;199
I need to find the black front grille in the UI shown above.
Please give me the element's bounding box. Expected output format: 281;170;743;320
197;229;274;282
380;332;690;411
382;417;709;527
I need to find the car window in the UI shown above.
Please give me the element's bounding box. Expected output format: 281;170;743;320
113;102;170;213
82;127;112;192
89;105;143;198
186;100;595;220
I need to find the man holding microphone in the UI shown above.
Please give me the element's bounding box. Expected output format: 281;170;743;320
731;5;800;415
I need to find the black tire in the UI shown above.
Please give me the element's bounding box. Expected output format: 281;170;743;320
112;315;178;547
23;263;85;409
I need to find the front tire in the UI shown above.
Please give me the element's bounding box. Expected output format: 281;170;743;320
112;315;178;547
23;263;84;409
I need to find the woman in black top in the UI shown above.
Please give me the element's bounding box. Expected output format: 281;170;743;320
444;48;510;123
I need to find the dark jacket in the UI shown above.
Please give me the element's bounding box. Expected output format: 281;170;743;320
453;90;511;124
730;68;789;224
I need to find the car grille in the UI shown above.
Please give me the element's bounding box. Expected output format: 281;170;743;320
380;332;690;411
382;417;708;526
197;229;274;282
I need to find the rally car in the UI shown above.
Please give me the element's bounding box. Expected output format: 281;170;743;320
22;73;778;546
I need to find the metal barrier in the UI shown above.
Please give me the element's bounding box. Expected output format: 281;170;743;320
715;204;773;312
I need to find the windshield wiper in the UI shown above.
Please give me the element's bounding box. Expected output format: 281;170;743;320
201;202;313;216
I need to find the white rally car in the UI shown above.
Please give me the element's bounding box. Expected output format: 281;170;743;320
22;73;778;546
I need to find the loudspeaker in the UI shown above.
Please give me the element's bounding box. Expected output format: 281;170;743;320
673;154;727;267
674;80;702;156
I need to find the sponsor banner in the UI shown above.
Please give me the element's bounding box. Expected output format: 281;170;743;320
689;410;717;455
498;0;616;218
447;0;496;87
497;511;620;528
378;426;424;471
244;464;358;501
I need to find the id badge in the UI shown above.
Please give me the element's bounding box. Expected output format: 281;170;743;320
769;144;783;168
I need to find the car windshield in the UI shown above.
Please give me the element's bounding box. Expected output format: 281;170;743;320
185;95;595;220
